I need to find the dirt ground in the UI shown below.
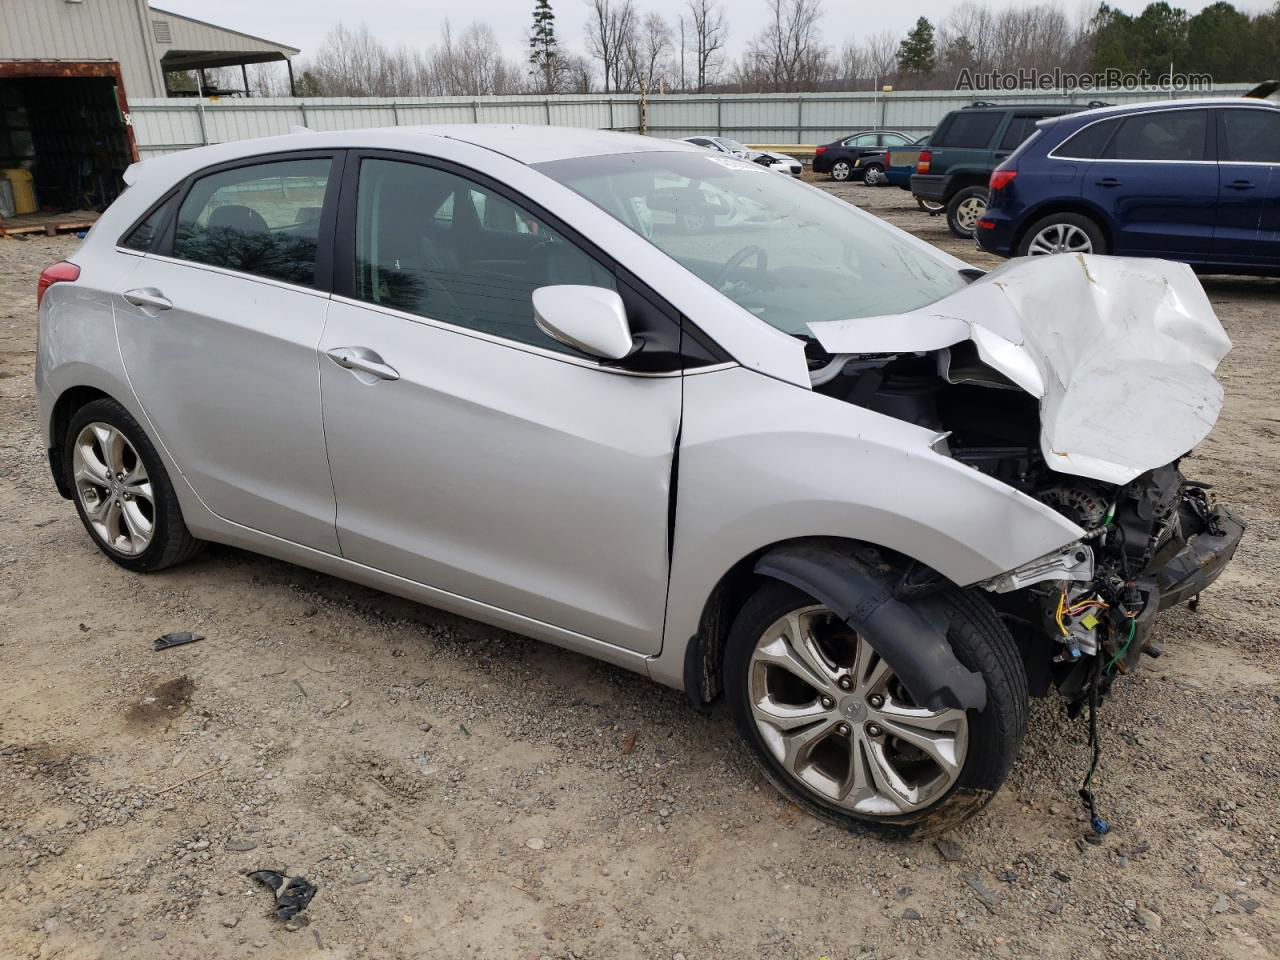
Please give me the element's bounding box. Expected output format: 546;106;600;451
1;180;1277;960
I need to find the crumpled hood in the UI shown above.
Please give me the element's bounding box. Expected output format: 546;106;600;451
807;254;1232;485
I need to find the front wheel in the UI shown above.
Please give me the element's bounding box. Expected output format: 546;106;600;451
831;160;852;181
1018;212;1107;256
946;186;989;238
65;398;203;573
724;579;1027;834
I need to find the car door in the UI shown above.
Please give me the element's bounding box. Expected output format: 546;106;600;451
1080;108;1217;258
113;152;343;553
1213;106;1280;265
318;153;682;654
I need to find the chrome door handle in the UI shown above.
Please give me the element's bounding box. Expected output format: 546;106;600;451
123;287;172;310
326;346;399;381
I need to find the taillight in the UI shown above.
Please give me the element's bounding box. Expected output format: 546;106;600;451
37;261;80;307
884;152;892;167
814;145;827;155
916;150;931;174
989;170;1017;192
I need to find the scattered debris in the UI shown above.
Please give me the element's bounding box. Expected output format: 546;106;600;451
154;631;204;652
964;874;1002;914
525;837;545;850
902;907;922;921
934;838;964;862
1135;906;1162;931
153;763;226;797
621;731;637;754
250;870;318;922
225;839;259;852
1212;894;1232;914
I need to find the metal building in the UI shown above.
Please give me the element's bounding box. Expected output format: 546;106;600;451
1;0;298;223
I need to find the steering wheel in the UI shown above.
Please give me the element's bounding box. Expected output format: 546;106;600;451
715;244;768;289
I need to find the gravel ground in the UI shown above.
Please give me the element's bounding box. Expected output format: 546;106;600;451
0;181;1277;960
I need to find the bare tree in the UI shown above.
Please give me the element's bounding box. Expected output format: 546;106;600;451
744;0;829;93
625;12;674;93
687;0;727;92
585;0;638;93
863;30;899;85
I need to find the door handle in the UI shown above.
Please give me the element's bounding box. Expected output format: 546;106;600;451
1225;179;1256;190
123;287;172;310
1095;177;1121;188
326;346;399;381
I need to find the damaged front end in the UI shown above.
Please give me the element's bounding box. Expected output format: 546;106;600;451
807;253;1245;702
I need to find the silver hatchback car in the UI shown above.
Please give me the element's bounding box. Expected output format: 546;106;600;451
36;126;1243;832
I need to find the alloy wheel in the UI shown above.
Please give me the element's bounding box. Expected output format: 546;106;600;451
72;422;155;556
863;165;884;186
747;605;968;817
1027;222;1094;255
832;161;852;181
955;196;985;231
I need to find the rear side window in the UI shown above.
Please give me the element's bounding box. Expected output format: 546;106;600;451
1220;109;1280;163
1055;118;1120;159
1104;110;1207;161
121;202;168;252
932;112;1003;149
173;158;332;286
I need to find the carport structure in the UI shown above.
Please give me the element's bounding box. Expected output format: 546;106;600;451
150;8;300;97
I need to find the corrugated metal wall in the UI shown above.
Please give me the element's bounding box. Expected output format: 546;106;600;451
130;84;1256;157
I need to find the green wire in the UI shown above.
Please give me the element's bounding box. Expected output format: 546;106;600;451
1106;619;1137;672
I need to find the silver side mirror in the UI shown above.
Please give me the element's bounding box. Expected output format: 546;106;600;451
532;285;635;361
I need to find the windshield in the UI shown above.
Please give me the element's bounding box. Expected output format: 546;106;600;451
717;138;747;152
536;151;967;337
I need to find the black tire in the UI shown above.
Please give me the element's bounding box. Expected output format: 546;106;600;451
724;578;1027;836
862;163;885;186
946;186;989;239
831;160;852;182
1016;211;1108;257
65;398;203;573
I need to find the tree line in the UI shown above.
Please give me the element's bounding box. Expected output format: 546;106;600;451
236;0;1280;98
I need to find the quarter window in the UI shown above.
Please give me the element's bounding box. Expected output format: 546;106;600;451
173;158;331;286
353;158;615;356
121;201;168;252
1104;110;1207;162
1055;118;1120;159
1220;109;1280;163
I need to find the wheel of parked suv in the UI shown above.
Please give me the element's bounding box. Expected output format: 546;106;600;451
724;579;1027;833
831;160;853;181
916;197;945;214
1018;213;1107;257
65;398;202;573
862;163;885;186
946;186;988;239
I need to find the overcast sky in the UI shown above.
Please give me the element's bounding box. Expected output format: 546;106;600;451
156;0;1252;71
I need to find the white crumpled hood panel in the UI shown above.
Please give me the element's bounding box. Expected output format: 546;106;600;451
808;254;1232;485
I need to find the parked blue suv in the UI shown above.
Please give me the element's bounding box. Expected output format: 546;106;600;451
976;97;1280;273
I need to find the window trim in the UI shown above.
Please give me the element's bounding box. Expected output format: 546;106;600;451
1048;106;1222;164
158;149;348;292
333;148;729;372
1217;107;1280;166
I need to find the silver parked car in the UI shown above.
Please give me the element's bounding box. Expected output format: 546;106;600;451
681;135;803;176
36;126;1243;832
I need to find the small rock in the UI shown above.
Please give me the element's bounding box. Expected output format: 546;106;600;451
189;840;209;851
525;837;545;850
1240;898;1261;915
1052;870;1072;883
1135;906;1162;931
1212;894;1231;914
902;908;922;921
934;838;963;862
225;839;258;852
150;932;166;941
221;917;239;929
350;873;374;884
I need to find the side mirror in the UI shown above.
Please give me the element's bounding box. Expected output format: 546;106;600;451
532;285;635;361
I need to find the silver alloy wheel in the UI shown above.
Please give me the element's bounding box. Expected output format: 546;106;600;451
832;160;852;181
748;605;968;817
918;198;944;213
863;165;884;186
1027;222;1094;255
955;196;986;231
72;422;155;556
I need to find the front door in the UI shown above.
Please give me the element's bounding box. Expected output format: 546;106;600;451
114;153;342;552
318;155;681;653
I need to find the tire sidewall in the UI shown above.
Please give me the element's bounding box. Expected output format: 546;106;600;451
724;580;1025;835
65;399;179;573
946;187;988;238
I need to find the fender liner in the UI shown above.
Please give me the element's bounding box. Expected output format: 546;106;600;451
753;542;987;712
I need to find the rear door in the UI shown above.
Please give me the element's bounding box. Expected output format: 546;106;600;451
1080;108;1217;258
1213;106;1280;265
113;152;343;552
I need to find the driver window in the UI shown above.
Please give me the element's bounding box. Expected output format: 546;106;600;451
354;158;616;356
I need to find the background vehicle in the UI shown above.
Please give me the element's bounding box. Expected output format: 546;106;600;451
813;129;914;182
977;98;1280;273
681;136;802;176
882;136;943;211
911;103;1083;238
37;127;1240;834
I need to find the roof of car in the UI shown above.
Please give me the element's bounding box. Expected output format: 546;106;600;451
1062;96;1280;121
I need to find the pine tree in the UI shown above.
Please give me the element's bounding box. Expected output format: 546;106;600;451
898;17;937;75
529;0;560;93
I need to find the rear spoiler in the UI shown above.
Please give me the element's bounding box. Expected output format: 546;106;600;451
1245;80;1280;101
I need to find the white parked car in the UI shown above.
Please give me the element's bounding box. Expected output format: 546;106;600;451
681;135;803;176
36;126;1242;832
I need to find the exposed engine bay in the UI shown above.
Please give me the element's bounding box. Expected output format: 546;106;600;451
804;254;1246;707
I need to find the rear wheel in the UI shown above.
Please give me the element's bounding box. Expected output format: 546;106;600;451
916;197;945;214
831;160;853;182
946;186;988;238
862;163;885;186
65;398;202;572
1018;212;1107;256
725;579;1026;833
